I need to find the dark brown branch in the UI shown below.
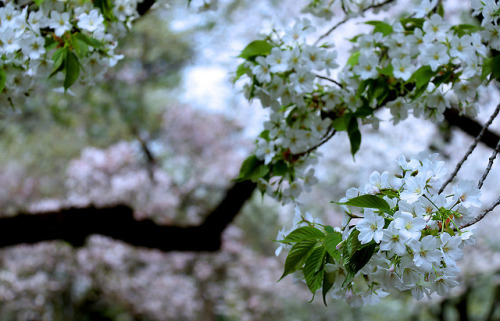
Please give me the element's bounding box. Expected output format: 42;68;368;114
444;108;500;150
137;0;157;16
0;180;256;252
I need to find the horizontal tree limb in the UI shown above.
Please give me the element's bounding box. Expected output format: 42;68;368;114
0;180;256;252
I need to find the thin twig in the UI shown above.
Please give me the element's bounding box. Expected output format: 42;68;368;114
478;138;500;189
315;74;344;88
439;103;500;194
294;127;337;157
314;0;396;46
459;196;500;229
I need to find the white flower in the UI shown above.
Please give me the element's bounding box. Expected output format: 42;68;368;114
353;53;379;80
439;233;463;267
400;176;427;204
453;180;481;208
392;57;415;81
420;43;449;71
252;56;272;83
48;10;72;37
255;138;275;165
266;47;290;73
393;211;426;241
355;209;384;244
410;235;442;272
77;9;105;33
380;223;410;255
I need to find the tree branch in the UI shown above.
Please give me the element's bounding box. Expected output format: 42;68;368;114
444;108;500;150
439;103;500;193
0;180;256;252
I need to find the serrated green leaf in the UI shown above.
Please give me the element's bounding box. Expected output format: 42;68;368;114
279;240;317;281
409;65;437;89
343;242;376;285
272;160;288;176
347;51;360;67
238;40;274;60
324;225;335;234
365;20;393;36
64;50;80;90
346;115;361;158
336;194;391;213
0;69;6;94
324;232;342;262
322;267;335;306
303;246;326;294
284;226;326;243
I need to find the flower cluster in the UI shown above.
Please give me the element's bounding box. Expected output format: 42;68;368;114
237;0;499;205
276;153;480;307
236;18;340;204
0;0;140;107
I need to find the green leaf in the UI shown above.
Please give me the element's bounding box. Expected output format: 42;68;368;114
279;240;317;280
324;225;335;234
33;0;45;5
303;246;326;294
436;3;444;17
346;115;361;158
335;194;391;213
44;36;58;51
365;21;393;36
324;232;342;262
347;51;360;67
409;65;437;89
235;155;269;182
432;70;453;87
342;230;375;285
64;50;80;90
94;0;115;21
238;40;274;60
284;226;326;243
234;62;250;82
50;47;66;78
400;18;425;31
451;24;481;37
366;77;389;106
482;57;492;81
71;35;89;58
322;267;335;306
377;63;393;77
491;55;500;81
272;160;288;176
331;114;348;131
74;33;103;50
344;242;376;285
0;69;6;94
